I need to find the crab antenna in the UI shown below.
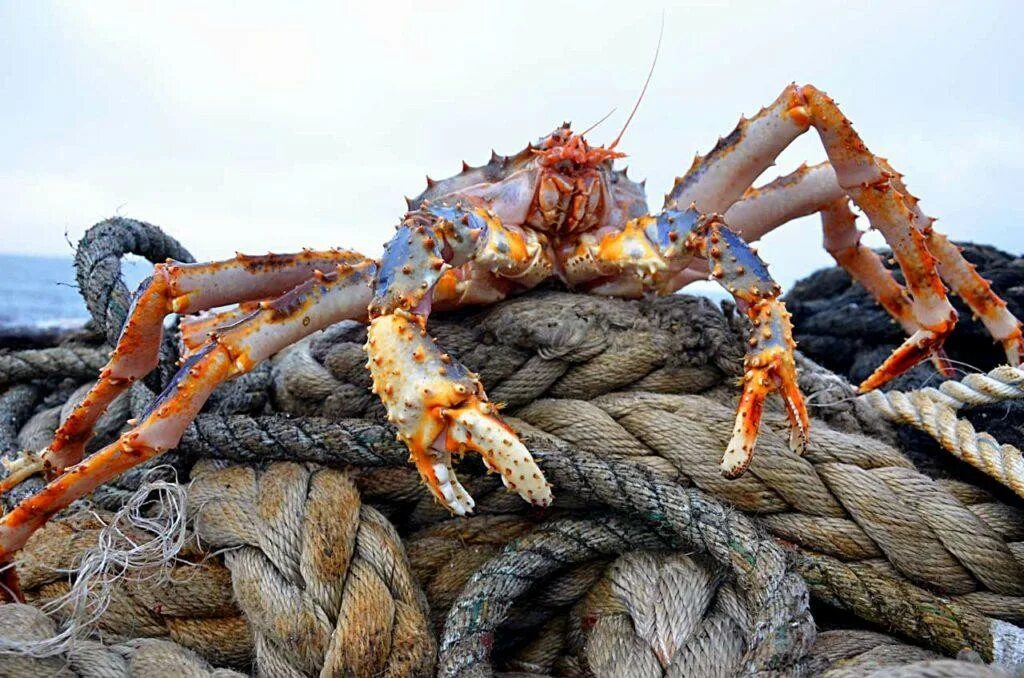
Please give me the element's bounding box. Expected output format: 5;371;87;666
608;16;665;150
581;107;618;138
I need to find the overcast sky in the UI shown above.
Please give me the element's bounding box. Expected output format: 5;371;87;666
2;1;1022;294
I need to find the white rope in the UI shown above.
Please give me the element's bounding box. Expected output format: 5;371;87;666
861;366;1024;499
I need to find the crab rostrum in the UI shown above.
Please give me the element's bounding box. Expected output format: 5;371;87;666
2;84;1021;598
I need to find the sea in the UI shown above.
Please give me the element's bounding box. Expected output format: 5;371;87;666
0;253;150;331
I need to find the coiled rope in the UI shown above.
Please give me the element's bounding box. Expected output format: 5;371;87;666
2;218;1024;676
863;366;1024;499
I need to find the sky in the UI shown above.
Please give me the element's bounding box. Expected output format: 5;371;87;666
2;1;1022;295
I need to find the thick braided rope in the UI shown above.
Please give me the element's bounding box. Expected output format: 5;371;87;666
863;367;1024;499
0;384;39;454
0;604;244;677
74;217;193;345
559;553;1006;677
10;511;253;669
0;347;108;388
409;520;981;676
187;460;436;677
169;409;1024;652
809;630;1011;677
232;323;1024;609
565;549;751;676
437;509;813;678
523;392;1024;599
914;366;1024;411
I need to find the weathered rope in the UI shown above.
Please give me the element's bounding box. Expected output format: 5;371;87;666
12;510;253;670
808;630;1011;677
556;549;751;676
437;510;812;677
187;459;437;677
168;380;1024;646
0;346;109;388
915;366;1024;411
863;366;1024;499
73;217;193;345
0;603;245;677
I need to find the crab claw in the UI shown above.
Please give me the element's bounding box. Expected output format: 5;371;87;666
722;299;809;478
366;312;552;513
856;316;956;393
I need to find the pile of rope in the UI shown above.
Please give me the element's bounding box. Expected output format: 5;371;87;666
2;218;1024;676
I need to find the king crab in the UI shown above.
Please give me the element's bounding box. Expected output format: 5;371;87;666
1;82;1021;598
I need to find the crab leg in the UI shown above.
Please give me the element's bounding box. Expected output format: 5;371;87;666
367;203;552;513
560;207;808;477
722;158;1022;371
666;85;963;391
0;258;377;580
0;250;360;493
723;165;920;334
819;198;920;333
178;301;264;355
721;164;953;374
877;160;1024;366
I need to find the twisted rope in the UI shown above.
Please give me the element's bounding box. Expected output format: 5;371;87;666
187;460;437;677
863;366;1024;499
0;347;109;388
560;550;750;676
916;366;1024;411
0;603;245;677
74;217;193;346
12;510;252;669
437;509;811;678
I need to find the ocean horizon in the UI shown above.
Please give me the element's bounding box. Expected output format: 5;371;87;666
0;253;150;330
0;252;733;331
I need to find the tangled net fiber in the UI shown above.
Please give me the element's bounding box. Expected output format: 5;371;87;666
2;218;1024;677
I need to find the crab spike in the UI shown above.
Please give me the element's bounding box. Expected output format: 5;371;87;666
461;160;471;172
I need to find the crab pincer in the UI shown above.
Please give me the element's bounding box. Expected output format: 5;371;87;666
366;312;551;514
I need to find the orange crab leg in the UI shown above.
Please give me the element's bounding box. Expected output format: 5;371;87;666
924;231;1024;366
876;159;1024;367
0;259;376;580
685;216;809;476
665;84;963;391
178;300;264;355
722;162;845;242
558;207;809;477
0;250;361;493
797;85;959;391
722;161;1024;377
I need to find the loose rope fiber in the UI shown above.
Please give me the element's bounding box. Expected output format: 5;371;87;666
863;366;1024;499
15;510;253;669
3;218;1024;675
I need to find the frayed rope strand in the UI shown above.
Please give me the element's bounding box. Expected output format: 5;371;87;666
0;467;190;658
